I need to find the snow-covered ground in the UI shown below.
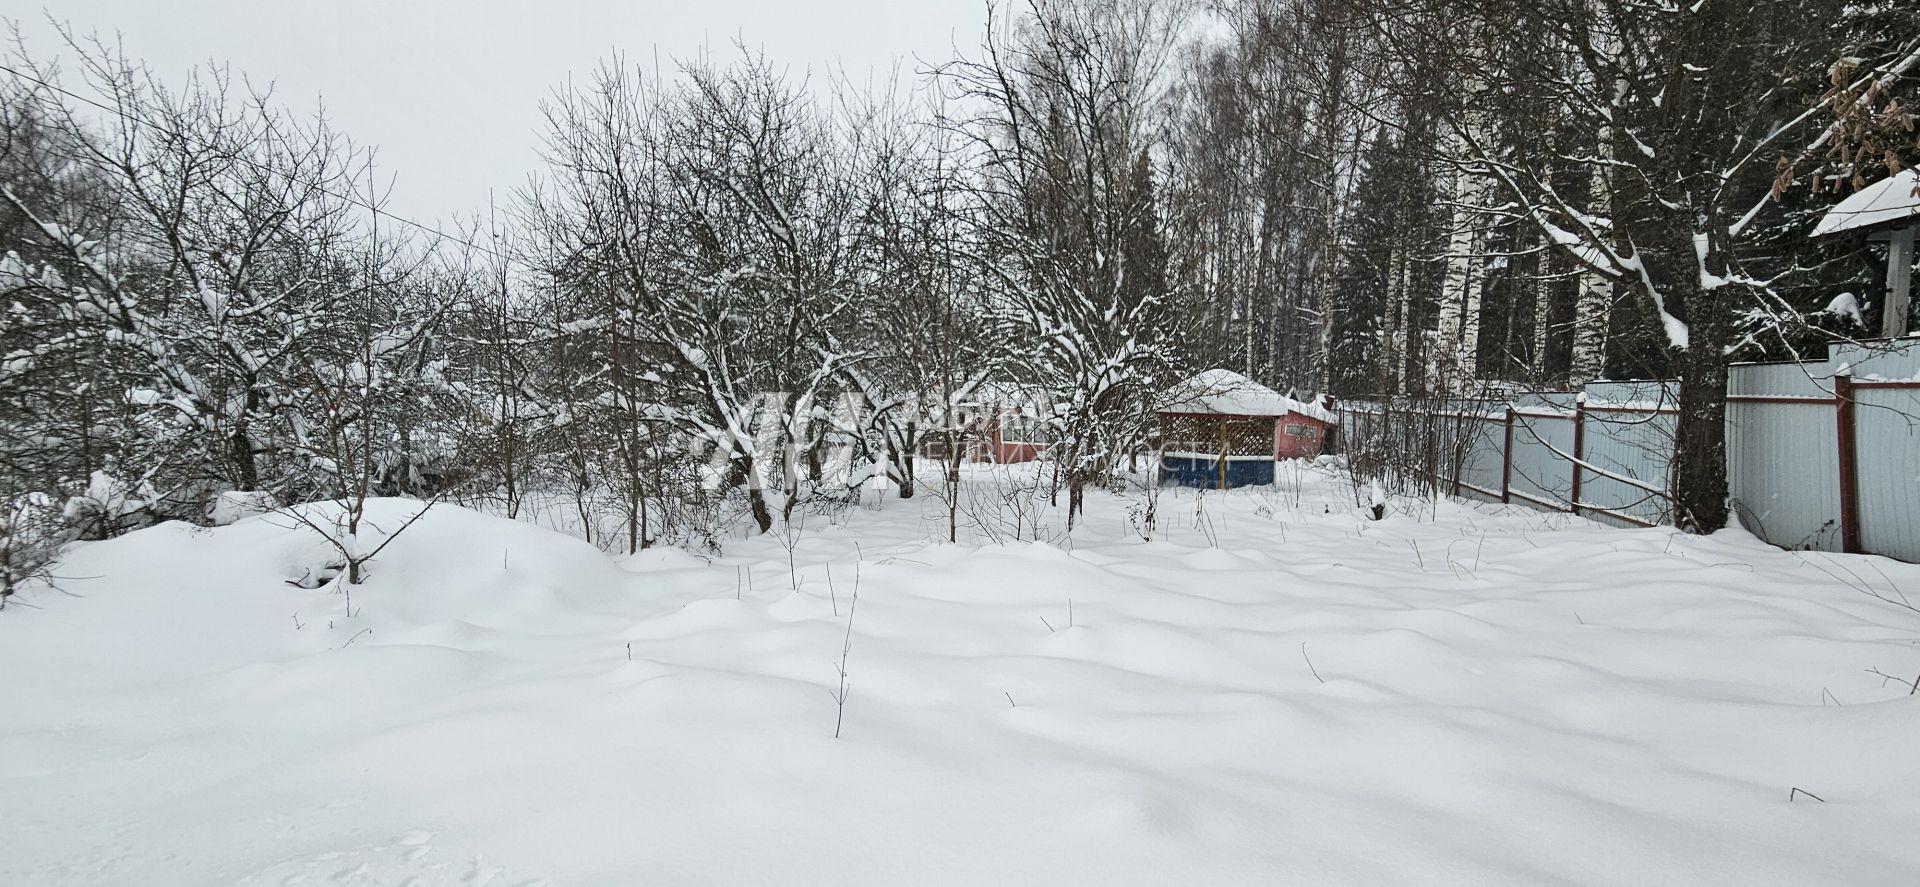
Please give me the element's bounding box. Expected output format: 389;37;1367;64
5;464;1920;885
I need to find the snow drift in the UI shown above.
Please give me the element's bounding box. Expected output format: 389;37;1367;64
4;469;1920;885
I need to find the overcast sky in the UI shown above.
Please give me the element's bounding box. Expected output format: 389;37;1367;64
8;1;987;223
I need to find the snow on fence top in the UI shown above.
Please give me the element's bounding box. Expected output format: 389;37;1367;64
1158;369;1334;422
1811;168;1920;237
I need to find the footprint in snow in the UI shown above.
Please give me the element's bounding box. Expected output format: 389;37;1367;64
396;831;434;862
463;856;504;886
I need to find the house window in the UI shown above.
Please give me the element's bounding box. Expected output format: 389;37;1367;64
1001;418;1051;445
1285;423;1318;439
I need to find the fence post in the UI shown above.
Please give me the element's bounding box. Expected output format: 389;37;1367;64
1569;401;1585;514
1834;374;1862;554
1501;406;1514;504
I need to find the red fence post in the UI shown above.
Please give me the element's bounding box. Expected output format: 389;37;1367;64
1834;374;1862;554
1570;402;1585;514
1501;406;1514;504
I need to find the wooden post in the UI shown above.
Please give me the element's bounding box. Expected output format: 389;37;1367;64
1217;417;1228;490
1569;401;1585;514
1501;406;1514;504
1878;227;1914;339
1835;374;1862;554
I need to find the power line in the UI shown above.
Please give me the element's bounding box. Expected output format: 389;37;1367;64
0;61;533;269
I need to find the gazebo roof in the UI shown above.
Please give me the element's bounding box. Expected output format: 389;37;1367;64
1812;169;1920;237
1158;369;1333;421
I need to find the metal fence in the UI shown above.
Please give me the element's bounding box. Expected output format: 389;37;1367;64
1340;339;1920;563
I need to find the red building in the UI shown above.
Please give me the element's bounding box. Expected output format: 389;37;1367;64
1274;407;1336;460
982;405;1052;464
907;389;1054;465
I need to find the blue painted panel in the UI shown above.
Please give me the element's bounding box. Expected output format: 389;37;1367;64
1161;455;1274;489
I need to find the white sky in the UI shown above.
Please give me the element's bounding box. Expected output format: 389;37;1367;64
6;1;987;223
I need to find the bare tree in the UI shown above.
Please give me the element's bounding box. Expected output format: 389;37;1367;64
938;0;1185;529
275;179;453;585
3;26;372;512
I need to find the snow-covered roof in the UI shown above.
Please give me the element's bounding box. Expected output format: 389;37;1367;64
1158;369;1334;421
1812;169;1920;237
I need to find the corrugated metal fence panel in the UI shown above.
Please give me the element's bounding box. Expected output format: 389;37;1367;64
1433;400;1502;497
1581;409;1675;526
1582;382;1676;526
1729;361;1836;398
1855;384;1920;562
1513;392;1577;413
1724;342;1919;559
1726;400;1843;551
1509;411;1575;509
1839;341;1920;382
1586;380;1679;406
1454;416;1506;496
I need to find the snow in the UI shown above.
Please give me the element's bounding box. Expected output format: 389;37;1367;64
1823;292;1865;327
61;470;155;533
1693;231;1729;290
5;466;1920;885
1812;169;1920;237
1159;368;1334;422
209;490;281;526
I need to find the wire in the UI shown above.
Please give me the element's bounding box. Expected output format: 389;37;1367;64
0;61;532;268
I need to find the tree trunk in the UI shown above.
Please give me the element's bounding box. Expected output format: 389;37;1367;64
1569;273;1612;384
627;495;640;554
902;421;920;498
627;458;643;554
745;473;774;534
1531;252;1557;383
230;426;258;491
890;427;916;499
946;445;962;545
1656;216;1732;535
1438;128;1491;391
498;423;518;517
1310;25;1350;392
1388;244;1410;395
230;384;262;491
1067;466;1086;531
639;483;651;550
1671;344;1730;533
1571;93;1619;386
